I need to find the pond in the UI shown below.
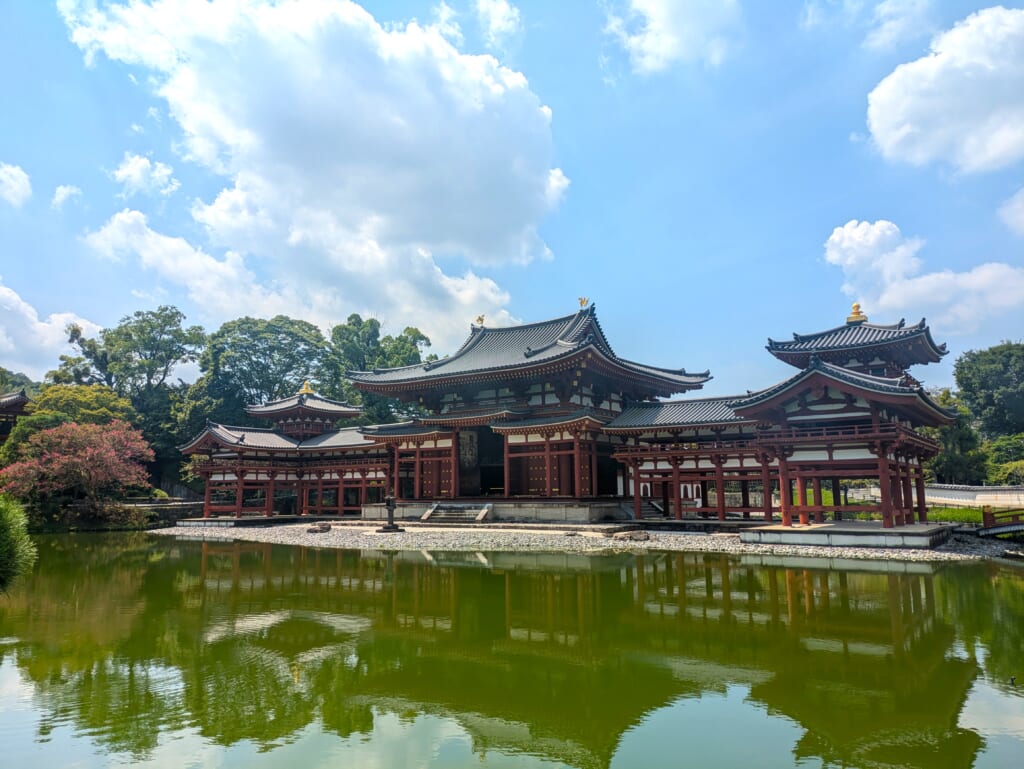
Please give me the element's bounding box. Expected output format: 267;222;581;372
1;533;1022;769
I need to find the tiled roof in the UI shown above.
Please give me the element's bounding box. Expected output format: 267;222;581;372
358;422;452;438
0;389;30;409
182;423;382;452
729;357;954;420
246;391;362;417
489;409;608;431
297;427;379;449
604;397;753;430
203;424;300;450
347;305;709;393
767;318;946;363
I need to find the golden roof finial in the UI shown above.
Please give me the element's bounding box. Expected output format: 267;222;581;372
578;296;589;308
299;380;314;395
846;302;867;324
475;314;485;326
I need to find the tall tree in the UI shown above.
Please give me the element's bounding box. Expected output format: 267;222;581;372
954;341;1024;438
48;307;205;488
50;306;205;399
198;316;329;406
321;314;432;423
0;385;138;465
924;389;988;484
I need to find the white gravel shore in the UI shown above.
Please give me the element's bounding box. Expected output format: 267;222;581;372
149;522;1018;564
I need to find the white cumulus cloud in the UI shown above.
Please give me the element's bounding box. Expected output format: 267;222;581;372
824;219;1024;334
999;187;1024;237
59;0;563;352
112;151;180;198
51;184;83;209
0;163;32;208
606;0;742;73
867;6;1024;173
0;276;101;380
476;0;521;50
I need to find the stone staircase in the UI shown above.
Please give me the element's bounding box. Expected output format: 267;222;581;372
620;501;668;519
421;502;493;524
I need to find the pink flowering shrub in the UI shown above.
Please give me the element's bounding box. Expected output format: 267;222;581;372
0;421;154;517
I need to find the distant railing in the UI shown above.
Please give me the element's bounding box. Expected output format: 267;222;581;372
982;507;1024;529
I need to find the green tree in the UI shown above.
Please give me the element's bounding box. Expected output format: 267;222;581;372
985;432;1024;484
1;367;40;396
954;341;1024;438
1;385;137;465
198;316;328;406
50;306;205;398
924;389;988;485
321;314;431;424
48;307;205;487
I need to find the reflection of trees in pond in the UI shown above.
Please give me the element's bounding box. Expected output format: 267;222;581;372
30;658;186;759
934;561;1024;686
2;536;1020;768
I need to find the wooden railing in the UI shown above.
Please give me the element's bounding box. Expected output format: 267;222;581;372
613;422;938;458
982;506;1024;529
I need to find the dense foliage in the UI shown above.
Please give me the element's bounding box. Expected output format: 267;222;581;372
0;494;36;590
0;384;137;465
0;421;153;521
954;341;1024;438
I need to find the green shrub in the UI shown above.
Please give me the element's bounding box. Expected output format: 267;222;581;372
0;494;37;590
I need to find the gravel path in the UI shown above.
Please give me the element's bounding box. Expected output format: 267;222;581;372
150;523;1018;564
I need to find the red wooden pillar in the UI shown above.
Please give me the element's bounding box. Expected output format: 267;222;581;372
878;453;894;528
503;434;511;498
812;477;824;523
234;468;244;518
779;458;792;527
451;429;460;500
590;440;598;496
632;460;642;520
544;436;552;498
672;460;682;520
203;474;212;518
761;459;772;522
902;465;914;525
796;476;809;525
915;468;927;522
832;477;842;521
572;434;581;499
297;474;306;516
741;479;751;520
266;473;275;517
714;459;726;521
891;461;904;526
414;443;422;500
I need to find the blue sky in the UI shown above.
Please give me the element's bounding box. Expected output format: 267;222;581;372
1;0;1021;397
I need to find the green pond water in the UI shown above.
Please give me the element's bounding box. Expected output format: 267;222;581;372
1;534;1023;769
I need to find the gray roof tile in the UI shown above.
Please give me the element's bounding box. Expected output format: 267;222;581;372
767;318;946;364
605;397;751;430
347;305;709;393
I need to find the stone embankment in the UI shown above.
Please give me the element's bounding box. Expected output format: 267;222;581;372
151;523;1017;564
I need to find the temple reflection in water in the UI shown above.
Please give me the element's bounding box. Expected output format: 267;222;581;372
2;534;1015;768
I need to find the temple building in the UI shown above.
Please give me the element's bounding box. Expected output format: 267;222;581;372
0;389;31;446
183;302;953;528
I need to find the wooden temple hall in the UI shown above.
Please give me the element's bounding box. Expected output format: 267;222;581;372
183;302;953;528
